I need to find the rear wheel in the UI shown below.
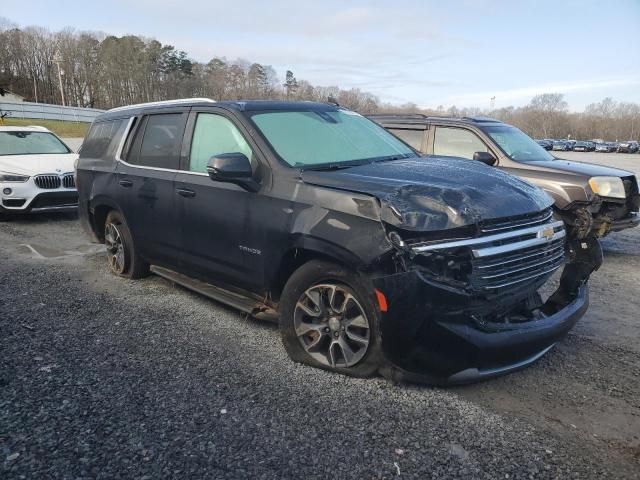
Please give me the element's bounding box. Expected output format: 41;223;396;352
104;210;149;279
279;260;383;377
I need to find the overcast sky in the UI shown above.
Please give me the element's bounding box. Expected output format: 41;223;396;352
4;0;640;110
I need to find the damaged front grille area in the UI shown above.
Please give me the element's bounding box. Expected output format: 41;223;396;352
407;218;566;293
479;207;554;234
470;236;565;290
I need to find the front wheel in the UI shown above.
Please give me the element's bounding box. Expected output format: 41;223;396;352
104;210;149;279
279;260;383;377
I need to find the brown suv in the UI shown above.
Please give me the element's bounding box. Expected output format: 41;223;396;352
370;114;640;240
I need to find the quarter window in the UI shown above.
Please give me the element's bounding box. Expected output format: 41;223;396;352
388;128;425;151
81;119;124;158
188;113;253;173
433;127;488;160
128;114;184;169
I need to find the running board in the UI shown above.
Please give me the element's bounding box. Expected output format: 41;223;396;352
150;265;278;321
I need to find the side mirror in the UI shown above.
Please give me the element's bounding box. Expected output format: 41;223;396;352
207;153;259;192
473;151;497;166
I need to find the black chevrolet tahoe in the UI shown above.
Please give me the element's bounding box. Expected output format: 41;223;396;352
77;99;591;384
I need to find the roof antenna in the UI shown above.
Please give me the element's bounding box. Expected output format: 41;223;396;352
327;95;339;107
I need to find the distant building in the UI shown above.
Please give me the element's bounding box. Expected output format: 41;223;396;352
0;89;25;102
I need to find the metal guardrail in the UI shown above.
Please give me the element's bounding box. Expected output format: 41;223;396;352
0;101;103;123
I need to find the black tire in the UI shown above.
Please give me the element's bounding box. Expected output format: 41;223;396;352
104;210;149;279
279;260;383;378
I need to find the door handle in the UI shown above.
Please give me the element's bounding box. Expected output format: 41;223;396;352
118;179;133;187
176;188;196;198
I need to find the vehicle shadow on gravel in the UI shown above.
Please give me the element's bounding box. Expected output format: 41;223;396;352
0;211;78;223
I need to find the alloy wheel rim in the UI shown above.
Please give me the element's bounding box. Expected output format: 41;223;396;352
293;284;370;368
105;223;125;274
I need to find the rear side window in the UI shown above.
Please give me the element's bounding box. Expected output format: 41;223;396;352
127;114;185;169
188;113;253;173
388;129;424;152
433;127;488;160
81;120;124;158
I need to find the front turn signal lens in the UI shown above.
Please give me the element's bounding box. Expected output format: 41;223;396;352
375;289;388;312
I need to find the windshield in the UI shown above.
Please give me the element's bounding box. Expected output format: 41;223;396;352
0;131;71;156
482;125;554;162
250;109;416;168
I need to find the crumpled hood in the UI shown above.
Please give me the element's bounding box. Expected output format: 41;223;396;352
302;157;553;231
0;153;78;176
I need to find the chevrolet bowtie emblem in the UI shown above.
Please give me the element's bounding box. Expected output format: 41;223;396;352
541;226;554;240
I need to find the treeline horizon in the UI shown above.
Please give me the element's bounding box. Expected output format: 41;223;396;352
1;18;638;141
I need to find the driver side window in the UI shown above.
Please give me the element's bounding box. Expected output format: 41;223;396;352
433;127;488;160
189;113;253;173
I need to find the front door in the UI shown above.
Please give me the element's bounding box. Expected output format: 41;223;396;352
175;110;263;290
431;126;491;160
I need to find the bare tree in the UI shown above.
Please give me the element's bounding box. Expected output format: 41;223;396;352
3;17;640;140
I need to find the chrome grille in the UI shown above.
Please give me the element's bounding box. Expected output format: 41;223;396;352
470;237;565;290
410;217;566;292
62;174;75;189
622;176;637;197
479;207;554;234
34;175;61;189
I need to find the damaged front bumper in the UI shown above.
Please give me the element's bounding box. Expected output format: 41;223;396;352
609;212;640;232
373;270;588;385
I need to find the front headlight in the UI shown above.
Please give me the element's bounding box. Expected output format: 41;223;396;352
588;176;626;199
0;173;30;182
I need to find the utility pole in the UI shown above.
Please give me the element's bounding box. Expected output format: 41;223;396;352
53;53;65;107
33;74;38;103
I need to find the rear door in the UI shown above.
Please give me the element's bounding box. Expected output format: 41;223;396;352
175;108;263;289
116;110;188;268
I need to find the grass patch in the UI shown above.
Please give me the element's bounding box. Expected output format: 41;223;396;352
2;118;89;138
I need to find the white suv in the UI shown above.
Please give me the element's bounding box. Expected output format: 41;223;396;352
0;126;79;216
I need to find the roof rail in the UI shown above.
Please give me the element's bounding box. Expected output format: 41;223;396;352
370;113;504;124
107;98;216;113
461;116;501;123
368;113;428;119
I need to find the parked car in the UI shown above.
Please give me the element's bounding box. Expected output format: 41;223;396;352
607;142;619;152
617;141;639;153
552;140;571;151
586;141;596;151
595;142;610;152
370;114;640;239
572;141;590;152
0;126;78;217
77;99;593;385
536;139;553;150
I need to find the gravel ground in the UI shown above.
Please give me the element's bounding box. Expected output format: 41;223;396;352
1;151;639;478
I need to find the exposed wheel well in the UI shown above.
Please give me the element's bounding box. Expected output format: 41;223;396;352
270;248;351;302
92;205;113;242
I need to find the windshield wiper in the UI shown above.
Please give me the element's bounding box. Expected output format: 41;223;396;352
304;163;359;171
300;154;413;171
301;159;374;171
371;154;414;163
